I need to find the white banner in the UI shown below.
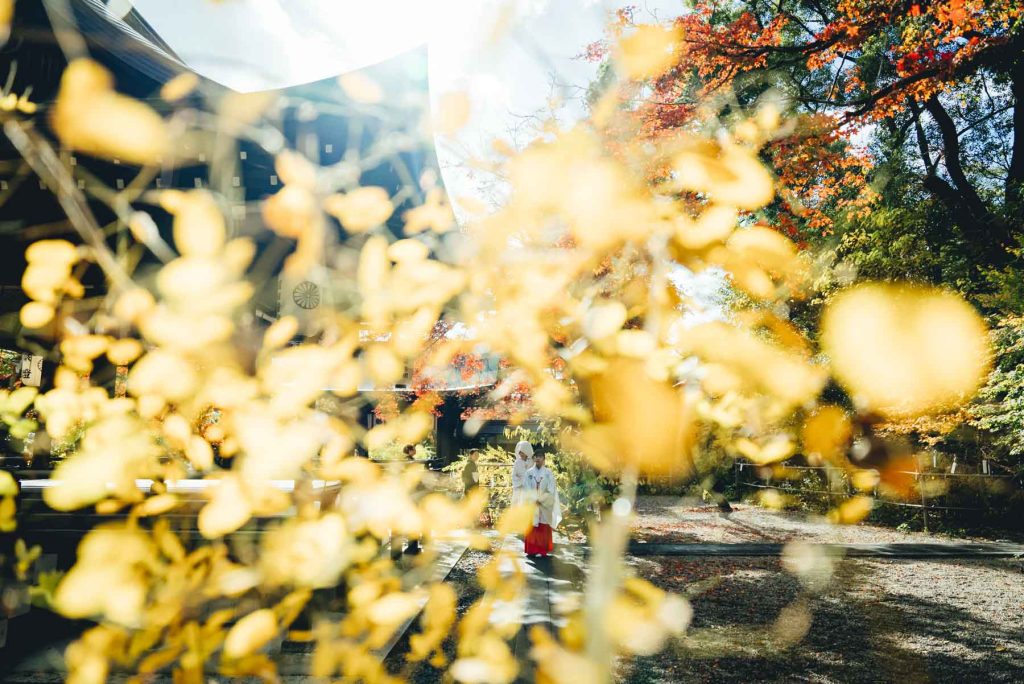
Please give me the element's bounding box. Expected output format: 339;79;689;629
20;354;43;387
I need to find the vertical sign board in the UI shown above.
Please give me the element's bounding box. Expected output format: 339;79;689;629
20;354;43;387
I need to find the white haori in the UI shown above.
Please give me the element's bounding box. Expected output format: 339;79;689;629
524;465;562;529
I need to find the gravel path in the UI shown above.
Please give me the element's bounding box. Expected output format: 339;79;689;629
631;496;1022;545
622;497;1024;683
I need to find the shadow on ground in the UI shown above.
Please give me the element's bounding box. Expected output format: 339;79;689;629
624;556;1024;683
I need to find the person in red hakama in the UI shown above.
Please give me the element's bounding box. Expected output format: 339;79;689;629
523;451;561;557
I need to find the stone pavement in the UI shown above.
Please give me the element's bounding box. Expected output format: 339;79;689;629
490;535;587;682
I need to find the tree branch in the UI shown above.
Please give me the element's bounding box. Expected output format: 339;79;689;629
923;95;987;214
908;101;935;175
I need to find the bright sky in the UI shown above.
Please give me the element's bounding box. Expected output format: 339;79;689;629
129;0;687;206
428;0;686;212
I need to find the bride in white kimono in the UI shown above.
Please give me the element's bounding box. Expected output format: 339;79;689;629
510;440;532;506
523;451;562;557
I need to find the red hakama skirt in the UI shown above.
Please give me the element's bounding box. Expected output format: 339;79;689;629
524;523;553;556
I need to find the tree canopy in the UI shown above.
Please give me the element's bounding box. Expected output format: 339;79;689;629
588;1;1023;271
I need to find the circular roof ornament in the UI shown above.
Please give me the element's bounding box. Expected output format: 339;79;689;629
292;281;321;310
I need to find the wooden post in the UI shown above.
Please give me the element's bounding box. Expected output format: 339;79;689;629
917;470;929;533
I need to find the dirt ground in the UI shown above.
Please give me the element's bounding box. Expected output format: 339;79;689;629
621;497;1024;683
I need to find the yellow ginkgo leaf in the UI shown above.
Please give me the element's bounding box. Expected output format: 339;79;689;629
51;59;170;165
20;301;54;328
615;24;682;80
674;145;774;210
583;301;628;342
0;470;16;496
821;283;990;418
675;205;737;250
172;191;225;257
366;345;405;385
324;187;393;233
263;315;299;350
223;609;278;659
434;91;471;136
403;188;454;234
496;503;537;536
106;338;143;366
0;0;12;46
185;435;214;471
367;592;421;626
827;495;873;525
135;494;178;517
338;72;383;104
198;476;252;539
275;150;318;189
128;350;197;403
26;239;78;266
61;335;110;361
387;239;430;264
160;71;199;102
735;435;795;466
801;406;851;464
263;185;319;239
575;358;696;478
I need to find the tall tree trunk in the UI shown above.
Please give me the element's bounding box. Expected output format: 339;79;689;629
921;96;1015;266
1006;59;1024;218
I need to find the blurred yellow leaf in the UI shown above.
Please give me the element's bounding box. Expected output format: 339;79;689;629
827;495;873;525
583;301;628;342
218;90;277;132
576;358;696;477
20;301;54;328
263;315;299;350
497;503;537;536
802;406;851;464
198;476;252;539
403;188;454;234
850;469;880;492
26;239;78;265
674;144;774;210
324;186;393;233
367;592;421;626
366;345;405;385
260;514;351;588
275;150;318;189
0;470;16;496
106;338;143;366
185;435;214;471
434;91;471;136
338;72;383;104
51;59;170;165
263;185;319;239
172;191;225;257
387;238;430;264
735;435;794;466
676;322;825;411
616;24;681;79
821;284;990;418
135;494;178;517
113;288;156;324
160;71;199;102
223;609;277;659
128;350;197;403
675;205;737;250
0;0;12;46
